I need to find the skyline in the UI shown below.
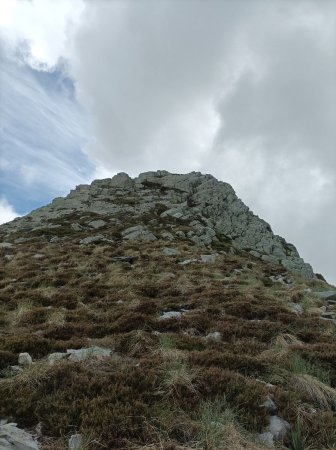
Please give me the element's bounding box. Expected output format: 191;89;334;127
0;0;335;283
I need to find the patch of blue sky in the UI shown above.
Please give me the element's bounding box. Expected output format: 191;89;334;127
0;49;95;215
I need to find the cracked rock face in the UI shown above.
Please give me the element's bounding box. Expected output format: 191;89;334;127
0;170;314;278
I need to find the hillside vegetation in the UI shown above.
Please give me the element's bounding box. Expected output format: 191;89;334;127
0;172;335;449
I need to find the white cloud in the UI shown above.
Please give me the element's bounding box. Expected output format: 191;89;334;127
0;197;20;224
0;0;84;69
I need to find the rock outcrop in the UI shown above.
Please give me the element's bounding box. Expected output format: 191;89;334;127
0;170;314;277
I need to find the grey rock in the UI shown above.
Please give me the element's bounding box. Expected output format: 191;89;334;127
261;255;280;265
205;331;221;341
257;432;274;448
267;415;290;440
249;250;261;259
68;433;82;450
161;231;175;241
122;225;157;242
269;274;293;285
49;237;61;243
175;231;186;239
0;437;12;449
0;423;39;449
109;172;134;188
10;366;23;373
4;255;14;261
79;235;105;245
160;311;183;320
18;353;32;366
71;223;84;231
67;346;112;362
87;219;106;229
163;247;181;256
260;396;277;414
289;303;303;315
47;352;68;365
32;254;44;259
178;259;198;266
200;254;217;263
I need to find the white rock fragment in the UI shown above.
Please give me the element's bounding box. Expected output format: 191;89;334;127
79;234;105;244
66;346;112;362
68;433;82;450
267;415;290;440
0;422;39;449
205;331;221;341
47;352;68;365
163;247;181;256
200;254;217;263
160;311;184;320
18;353;32;366
87;219;106;229
257;432;274;448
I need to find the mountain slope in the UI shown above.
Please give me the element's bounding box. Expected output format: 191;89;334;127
1;171;314;277
0;171;335;450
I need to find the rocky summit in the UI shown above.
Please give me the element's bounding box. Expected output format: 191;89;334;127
0;170;335;450
1;171;313;277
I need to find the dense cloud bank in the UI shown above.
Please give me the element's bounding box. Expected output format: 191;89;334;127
69;0;335;283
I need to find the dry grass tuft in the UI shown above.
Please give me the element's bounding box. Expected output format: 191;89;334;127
291;374;336;410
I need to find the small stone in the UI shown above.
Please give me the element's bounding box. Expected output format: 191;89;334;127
50;237;61;243
200;254;217;263
161;231;174;241
163;247;181;256
71;223;84;231
87;219;107;229
289;303;303;315
260;396;277;414
267;415;290;440
249;250;261;259
67;346;112;362
205;331;221;341
4;255;14;261
10;365;23;373
47;352;68;365
79;235;105;245
178;259;198;266
160;311;183;320
122;225;157;242
68;433;82;450
18;352;32;366
32;254;44;259
257;432;274;448
0;423;39;449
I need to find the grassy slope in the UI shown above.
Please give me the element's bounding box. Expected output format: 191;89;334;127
0;213;335;450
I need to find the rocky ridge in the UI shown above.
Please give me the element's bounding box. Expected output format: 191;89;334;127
0;170;314;278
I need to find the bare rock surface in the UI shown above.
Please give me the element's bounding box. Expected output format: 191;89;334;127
0;170;314;277
0;422;39;449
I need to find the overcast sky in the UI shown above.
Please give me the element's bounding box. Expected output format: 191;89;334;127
0;0;335;284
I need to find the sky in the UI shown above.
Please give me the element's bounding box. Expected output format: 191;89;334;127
0;0;335;284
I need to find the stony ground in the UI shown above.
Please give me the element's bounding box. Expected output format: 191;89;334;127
0;172;335;449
